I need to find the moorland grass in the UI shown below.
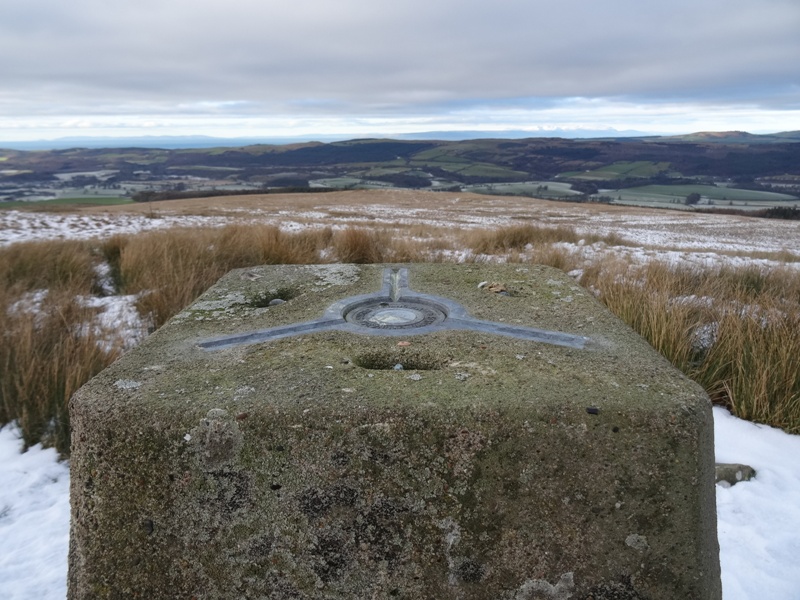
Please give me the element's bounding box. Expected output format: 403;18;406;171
584;259;800;433
464;223;580;253
115;224;446;328
463;223;630;254
0;288;121;454
2;221;799;456
118;224;331;328
0;240;123;453
0;239;97;294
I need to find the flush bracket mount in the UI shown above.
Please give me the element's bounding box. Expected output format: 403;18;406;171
198;267;588;351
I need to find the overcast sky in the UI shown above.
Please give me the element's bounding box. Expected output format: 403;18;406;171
2;0;799;141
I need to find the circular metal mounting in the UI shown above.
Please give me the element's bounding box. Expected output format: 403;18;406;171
198;267;588;350
344;299;447;330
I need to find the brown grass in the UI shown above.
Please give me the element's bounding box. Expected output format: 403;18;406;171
464;223;580;253
0;287;121;453
119;224;331;328
3;216;800;456
0;239;97;295
462;223;632;255
332;227;388;264
586;259;800;433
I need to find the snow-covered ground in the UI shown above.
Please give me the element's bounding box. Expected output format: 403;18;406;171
3;408;799;599
0;210;233;246
3;191;800;266
0;426;70;600
2;196;800;597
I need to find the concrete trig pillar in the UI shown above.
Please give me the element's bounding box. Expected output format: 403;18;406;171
69;263;721;598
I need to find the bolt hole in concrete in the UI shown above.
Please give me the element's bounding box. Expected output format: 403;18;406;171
353;350;444;371
247;286;296;308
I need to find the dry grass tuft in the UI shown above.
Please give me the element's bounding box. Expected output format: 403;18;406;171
0;239;120;454
117;224;332;327
463;223;631;256
527;245;581;272
0;287;121;454
332;227;388;264
586;260;800;433
698;303;800;430
118;227;220;328
3;218;800;456
99;234;129;291
0;239;97;295
214;223;325;267
464;223;580;254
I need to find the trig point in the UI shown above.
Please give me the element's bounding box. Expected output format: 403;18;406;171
69;263;721;599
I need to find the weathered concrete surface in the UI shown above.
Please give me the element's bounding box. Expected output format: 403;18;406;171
69;263;721;599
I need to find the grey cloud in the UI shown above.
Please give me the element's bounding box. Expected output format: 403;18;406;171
0;0;798;123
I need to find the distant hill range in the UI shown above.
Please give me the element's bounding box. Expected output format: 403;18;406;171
2;131;799;210
2;130;799;179
3;129;800;151
655;130;800;144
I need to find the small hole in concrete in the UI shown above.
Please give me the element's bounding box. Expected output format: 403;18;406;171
248;287;296;308
142;519;154;535
354;350;444;371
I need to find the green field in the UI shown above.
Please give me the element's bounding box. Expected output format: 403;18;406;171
457;164;527;179
166;165;243;172
411;149;472;164
90;150;169;165
408;159;527;181
409;161;472;173
607;184;800;210
0;196;134;210
310;177;391;189
560;161;673;180
357;167;412;177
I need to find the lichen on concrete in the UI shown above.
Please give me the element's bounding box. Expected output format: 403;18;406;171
509;572;575;600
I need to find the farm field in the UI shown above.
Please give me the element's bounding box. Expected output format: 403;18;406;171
467;181;582;198
607;184;800;210
310;176;392;189
0;196;133;209
560;160;673;180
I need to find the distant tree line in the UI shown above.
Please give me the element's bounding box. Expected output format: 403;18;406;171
685;192;702;205
694;206;800;220
568;181;599;195
759;206;800;220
